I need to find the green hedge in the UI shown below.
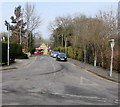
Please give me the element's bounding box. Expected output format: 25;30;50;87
55;46;120;73
55;46;83;60
2;42;8;63
55;46;65;53
9;42;22;59
2;42;24;63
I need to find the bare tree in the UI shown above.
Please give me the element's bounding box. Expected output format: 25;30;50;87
49;16;73;50
24;3;41;51
72;15;90;63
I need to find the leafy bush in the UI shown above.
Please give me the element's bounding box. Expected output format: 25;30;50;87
2;42;7;63
9;42;22;59
16;53;28;59
2;42;28;64
55;46;83;60
54;45;120;72
67;46;74;58
55;46;65;53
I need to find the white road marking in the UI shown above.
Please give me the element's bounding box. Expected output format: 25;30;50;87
79;76;98;86
114;99;120;104
51;92;107;101
80;76;83;85
68;62;118;84
3;103;20;105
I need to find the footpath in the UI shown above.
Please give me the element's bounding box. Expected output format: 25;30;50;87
68;58;120;83
0;56;36;72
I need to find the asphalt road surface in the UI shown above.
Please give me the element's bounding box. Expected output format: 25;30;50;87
2;55;119;105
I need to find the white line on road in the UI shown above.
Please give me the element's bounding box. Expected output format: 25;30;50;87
51;92;107;100
114;99;120;104
80;76;83;85
67;62;118;85
79;76;98;86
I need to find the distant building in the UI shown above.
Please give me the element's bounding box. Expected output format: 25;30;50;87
38;43;48;55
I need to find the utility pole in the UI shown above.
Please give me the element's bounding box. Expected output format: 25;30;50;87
20;9;24;45
7;24;10;66
109;39;114;77
20;23;22;45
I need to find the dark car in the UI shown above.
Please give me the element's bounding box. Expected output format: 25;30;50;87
56;53;67;61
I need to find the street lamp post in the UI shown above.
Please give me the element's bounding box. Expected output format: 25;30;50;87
7;24;10;66
109;39;115;77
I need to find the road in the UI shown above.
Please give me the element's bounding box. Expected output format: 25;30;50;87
2;55;118;105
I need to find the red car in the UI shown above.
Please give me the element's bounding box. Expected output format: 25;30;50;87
34;49;44;54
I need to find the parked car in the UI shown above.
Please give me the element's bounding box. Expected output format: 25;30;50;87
50;51;59;58
56;53;67;61
50;51;54;57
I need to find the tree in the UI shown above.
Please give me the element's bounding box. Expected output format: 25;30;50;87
49;10;119;71
5;5;26;45
49;16;73;53
72;15;89;63
95;10;117;68
24;3;41;51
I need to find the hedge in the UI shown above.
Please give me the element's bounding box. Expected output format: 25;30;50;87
55;46;120;73
55;46;83;60
2;42;27;63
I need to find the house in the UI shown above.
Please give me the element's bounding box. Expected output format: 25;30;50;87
39;43;48;55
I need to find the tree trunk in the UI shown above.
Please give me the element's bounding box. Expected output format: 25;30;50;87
26;30;30;52
20;27;22;45
101;51;104;67
94;51;97;67
65;37;67;54
84;45;86;63
62;34;64;47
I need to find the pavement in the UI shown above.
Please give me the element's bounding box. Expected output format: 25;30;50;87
0;55;119;83
68;58;120;83
0;55;36;71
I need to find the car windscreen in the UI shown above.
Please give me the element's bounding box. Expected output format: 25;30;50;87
53;52;59;54
58;53;66;57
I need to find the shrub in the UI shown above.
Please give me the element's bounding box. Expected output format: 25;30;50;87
16;53;28;59
9;42;22;59
55;46;83;60
2;42;27;64
55;46;65;53
2;42;7;63
67;46;74;58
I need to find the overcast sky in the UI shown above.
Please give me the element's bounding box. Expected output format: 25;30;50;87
0;1;118;39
